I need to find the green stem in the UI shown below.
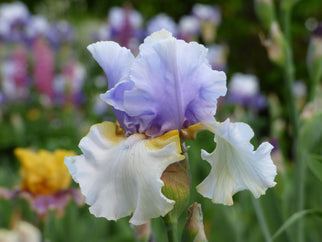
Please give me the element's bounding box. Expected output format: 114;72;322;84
284;42;300;139
281;2;304;242
252;197;271;242
163;217;179;242
281;3;291;42
280;0;299;137
295;151;307;242
308;64;322;101
37;217;47;242
283;28;299;139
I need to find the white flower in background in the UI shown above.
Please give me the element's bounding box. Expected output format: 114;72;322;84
95;24;111;41
147;14;177;36
108;6;143;32
207;44;228;71
293;81;307;109
0;221;41;242
293;81;307;99
0;16;9;37
178;15;200;38
1;60;16;98
0;1;29;25
229;73;260;97
192;3;221;26
26;15;50;38
93;94;109;115
228;73;267;109
0;2;29;41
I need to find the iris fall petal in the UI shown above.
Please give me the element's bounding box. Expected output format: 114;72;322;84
65;121;185;225
196;119;277;205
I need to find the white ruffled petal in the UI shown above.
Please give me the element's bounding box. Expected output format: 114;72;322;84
64;122;184;225
196;119;277;205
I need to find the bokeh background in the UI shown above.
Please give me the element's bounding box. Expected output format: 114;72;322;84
0;0;321;241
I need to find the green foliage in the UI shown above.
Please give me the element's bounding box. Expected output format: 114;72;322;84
271;209;322;241
307;155;322;182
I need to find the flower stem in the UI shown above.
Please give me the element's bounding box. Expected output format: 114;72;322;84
281;6;299;139
308;65;322;101
163;217;179;242
280;2;304;242
252;197;271;242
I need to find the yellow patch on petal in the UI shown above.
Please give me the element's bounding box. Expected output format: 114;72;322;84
180;123;208;140
94;121;127;144
145;130;182;154
14;148;76;195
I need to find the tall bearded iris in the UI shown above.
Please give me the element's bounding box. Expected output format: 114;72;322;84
65;29;276;225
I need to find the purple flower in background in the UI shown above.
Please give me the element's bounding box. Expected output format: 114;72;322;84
192;3;221;26
26;15;50;41
178;15;201;42
147;14;178;37
207;44;229;71
0;187;83;218
54;60;86;107
108;6;142;34
47;20;75;49
192;3;222;44
227;73;267;109
20;189;84;218
107;5;143;50
0;2;30;42
33;37;55;103
91;24;111;42
1;44;29;101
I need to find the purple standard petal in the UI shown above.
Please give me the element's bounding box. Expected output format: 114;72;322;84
87;41;135;89
88;41;137;130
104;30;226;136
90;30;226;136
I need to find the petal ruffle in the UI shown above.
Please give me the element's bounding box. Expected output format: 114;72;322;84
65;121;185;225
87;41;134;89
122;30;226;136
87;41;137;132
196;119;277;205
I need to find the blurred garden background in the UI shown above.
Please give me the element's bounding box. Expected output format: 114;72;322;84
0;0;321;241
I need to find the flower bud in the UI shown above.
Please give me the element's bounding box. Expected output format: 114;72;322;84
261;22;287;66
301;85;322;120
254;0;276;30
132;221;153;242
161;156;191;223
181;203;208;242
307;23;322;100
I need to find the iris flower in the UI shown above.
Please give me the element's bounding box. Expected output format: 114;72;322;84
65;29;276;225
0;148;83;218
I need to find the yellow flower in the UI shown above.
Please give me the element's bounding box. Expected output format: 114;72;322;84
14;148;76;195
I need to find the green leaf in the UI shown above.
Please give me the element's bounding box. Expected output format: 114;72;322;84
307;154;322;182
298;113;322;154
271;209;322;241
